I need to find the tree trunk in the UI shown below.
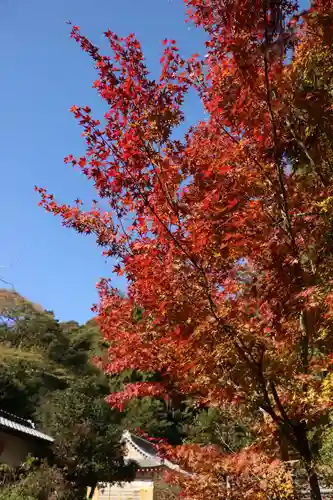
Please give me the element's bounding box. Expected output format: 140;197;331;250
88;483;97;499
278;425;290;462
304;461;322;500
293;423;322;500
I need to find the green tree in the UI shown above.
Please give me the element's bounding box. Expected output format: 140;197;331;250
36;379;136;498
0;461;74;500
0;345;68;419
184;407;254;452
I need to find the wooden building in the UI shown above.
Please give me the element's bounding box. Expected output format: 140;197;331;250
90;431;183;500
0;409;53;467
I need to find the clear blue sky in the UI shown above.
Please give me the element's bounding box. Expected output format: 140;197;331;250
0;0;206;323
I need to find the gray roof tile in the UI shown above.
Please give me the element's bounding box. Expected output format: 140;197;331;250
0;415;53;443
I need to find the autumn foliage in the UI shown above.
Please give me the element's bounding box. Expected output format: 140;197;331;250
37;1;333;498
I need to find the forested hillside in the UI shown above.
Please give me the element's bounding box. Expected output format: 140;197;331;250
0;289;134;499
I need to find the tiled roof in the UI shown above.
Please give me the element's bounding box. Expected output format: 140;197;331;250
0;410;53;443
123;431;163;468
122;431;189;475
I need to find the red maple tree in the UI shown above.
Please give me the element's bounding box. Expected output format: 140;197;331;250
37;1;333;498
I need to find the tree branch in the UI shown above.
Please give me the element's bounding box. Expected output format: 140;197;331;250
263;8;297;256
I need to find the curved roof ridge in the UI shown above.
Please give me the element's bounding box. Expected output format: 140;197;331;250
122;431;162;466
122;431;191;476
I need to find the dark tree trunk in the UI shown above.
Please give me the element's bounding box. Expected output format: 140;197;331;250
293;423;322;500
304;461;322;500
88;483;97;499
278;425;290;462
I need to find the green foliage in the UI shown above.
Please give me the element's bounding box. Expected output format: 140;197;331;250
0;291;105;419
0;289;100;376
0;290;134;497
60;318;107;360
0;458;63;500
0;345;67;419
0;491;36;500
37;379;136;490
183;407;254;452
317;413;333;484
108;369;192;444
121;397;186;445
8;461;75;500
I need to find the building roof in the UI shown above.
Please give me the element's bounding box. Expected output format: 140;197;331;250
123;431;163;469
122;430;188;474
0;410;54;443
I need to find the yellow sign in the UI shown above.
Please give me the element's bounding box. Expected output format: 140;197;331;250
140;488;154;500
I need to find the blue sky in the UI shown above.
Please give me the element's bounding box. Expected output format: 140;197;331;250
0;0;206;322
0;0;309;323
